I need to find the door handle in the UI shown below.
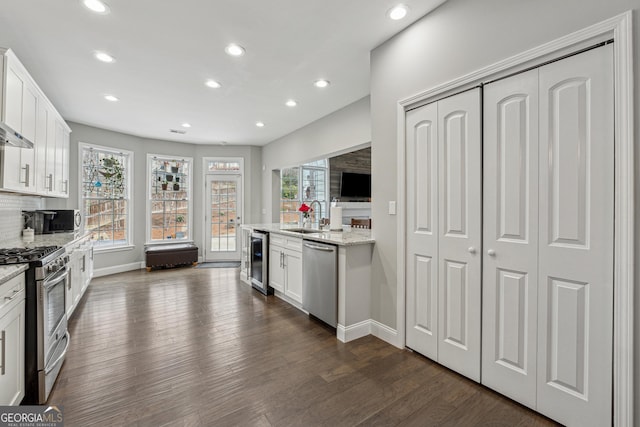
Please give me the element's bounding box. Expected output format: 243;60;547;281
487;249;496;257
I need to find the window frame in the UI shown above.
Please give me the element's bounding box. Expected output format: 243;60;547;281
78;142;134;252
146;154;194;245
279;159;329;226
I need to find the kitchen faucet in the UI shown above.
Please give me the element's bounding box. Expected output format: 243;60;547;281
309;200;323;228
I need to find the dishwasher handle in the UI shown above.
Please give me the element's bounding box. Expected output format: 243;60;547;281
303;242;335;252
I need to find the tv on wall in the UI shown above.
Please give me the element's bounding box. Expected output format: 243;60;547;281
340;172;371;198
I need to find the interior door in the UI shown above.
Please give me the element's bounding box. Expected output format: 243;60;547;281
482;68;539;407
536;44;614;427
405;102;439;359
205;174;242;261
436;88;482;382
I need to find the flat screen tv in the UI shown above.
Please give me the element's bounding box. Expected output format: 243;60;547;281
340;172;371;198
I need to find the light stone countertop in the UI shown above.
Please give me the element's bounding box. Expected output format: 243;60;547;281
0;263;28;284
244;223;374;246
2;232;91;250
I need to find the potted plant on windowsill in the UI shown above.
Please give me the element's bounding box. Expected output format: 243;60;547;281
161;180;168;190
173;183;180;191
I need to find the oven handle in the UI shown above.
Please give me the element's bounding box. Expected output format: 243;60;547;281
43;268;69;290
45;331;70;375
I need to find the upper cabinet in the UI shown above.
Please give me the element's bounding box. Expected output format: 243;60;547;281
0;49;70;197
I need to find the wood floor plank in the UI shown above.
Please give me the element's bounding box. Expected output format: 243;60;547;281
46;267;560;426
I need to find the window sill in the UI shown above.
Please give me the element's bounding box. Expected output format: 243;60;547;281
93;244;136;254
145;240;194;246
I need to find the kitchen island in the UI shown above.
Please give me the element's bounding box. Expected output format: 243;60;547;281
242;224;375;343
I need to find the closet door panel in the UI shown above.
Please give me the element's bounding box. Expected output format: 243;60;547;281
437;88;481;382
405;102;439;359
482;69;539;407
537;44;614;427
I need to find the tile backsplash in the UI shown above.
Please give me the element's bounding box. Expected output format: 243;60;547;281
0;193;43;244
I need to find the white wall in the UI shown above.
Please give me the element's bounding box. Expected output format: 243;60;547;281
47;122;262;271
261;96;371;222
369;0;639;422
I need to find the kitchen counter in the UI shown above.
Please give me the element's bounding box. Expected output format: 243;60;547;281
244;223;374;246
0;263;28;284
2;232;90;250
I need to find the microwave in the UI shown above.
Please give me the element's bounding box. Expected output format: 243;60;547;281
45;209;82;233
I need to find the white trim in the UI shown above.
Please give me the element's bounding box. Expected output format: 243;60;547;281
202;156;245;262
93;261;143;278
93;244;135;254
370;320;401;347
337;320;371;343
395;11;633;425
78;142;134;248
145;154;194;244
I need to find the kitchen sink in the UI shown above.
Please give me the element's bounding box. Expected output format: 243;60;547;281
283;228;323;234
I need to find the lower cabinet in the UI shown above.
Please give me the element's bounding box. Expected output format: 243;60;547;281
268;234;303;304
66;236;93;318
0;273;25;405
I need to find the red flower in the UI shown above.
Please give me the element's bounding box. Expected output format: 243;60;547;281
298;203;313;213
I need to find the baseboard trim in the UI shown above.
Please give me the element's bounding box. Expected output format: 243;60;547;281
370;320;401;348
93;262;144;278
337;319;372;343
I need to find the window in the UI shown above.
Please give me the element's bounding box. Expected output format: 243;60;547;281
147;155;193;243
80;143;132;249
280;160;328;226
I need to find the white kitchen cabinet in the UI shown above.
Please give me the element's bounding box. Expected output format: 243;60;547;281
269;234;303;304
0;48;70;197
239;226;252;285
1;51;38;193
0;273;25;406
65;235;93;318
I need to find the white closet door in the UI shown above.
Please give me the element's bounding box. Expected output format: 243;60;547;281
482;69;539;407
405;102;439;359
437;88;482;381
537;44;614;427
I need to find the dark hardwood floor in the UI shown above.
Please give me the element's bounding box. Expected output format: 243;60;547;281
48;267;559;427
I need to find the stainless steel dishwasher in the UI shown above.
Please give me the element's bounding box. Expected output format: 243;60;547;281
302;240;338;327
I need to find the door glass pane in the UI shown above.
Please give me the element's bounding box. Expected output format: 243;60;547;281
210;179;238;253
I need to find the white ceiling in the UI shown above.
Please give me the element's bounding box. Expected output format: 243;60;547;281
0;0;445;145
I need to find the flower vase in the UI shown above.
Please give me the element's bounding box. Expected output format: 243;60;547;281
303;217;311;228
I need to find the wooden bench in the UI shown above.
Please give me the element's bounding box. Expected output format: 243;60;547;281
145;243;198;271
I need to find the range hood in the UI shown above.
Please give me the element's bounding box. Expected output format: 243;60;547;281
0;120;34;149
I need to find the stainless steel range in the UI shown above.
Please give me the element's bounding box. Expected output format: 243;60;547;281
0;246;70;404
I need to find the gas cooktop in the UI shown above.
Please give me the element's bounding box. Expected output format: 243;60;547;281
0;246;61;265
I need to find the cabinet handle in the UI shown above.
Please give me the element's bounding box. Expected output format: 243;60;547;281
48;174;53;191
0;330;5;375
64;179;69;194
4;289;19;301
20;164;30;187
82;255;86;273
487;249;496;257
68;268;72;290
468;247;476;254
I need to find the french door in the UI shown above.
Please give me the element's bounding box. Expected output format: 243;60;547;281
204;174;242;261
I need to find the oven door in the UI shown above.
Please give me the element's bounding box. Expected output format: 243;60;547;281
37;267;68;371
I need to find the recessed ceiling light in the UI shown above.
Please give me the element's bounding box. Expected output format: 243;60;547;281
181;123;191;128
205;79;221;89
104;94;119;102
285;99;298;107
94;51;115;63
225;43;245;57
255;121;265;128
387;4;409;20
314;79;330;88
82;0;110;14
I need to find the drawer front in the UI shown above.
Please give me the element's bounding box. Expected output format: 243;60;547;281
270;234;286;246
285;237;302;252
0;275;25;315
